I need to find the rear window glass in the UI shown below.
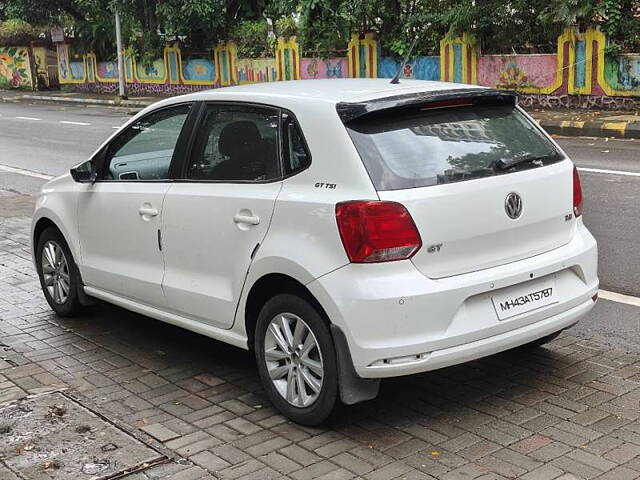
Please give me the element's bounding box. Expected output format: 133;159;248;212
346;105;562;191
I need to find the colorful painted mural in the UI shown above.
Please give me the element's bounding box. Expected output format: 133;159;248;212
604;55;640;91
52;28;640;106
478;55;558;90
237;58;276;84
300;58;347;79
0;47;33;88
377;56;440;80
97;61;118;80
182;57;215;83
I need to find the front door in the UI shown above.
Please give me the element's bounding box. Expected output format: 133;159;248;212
77;103;194;306
161;103;282;328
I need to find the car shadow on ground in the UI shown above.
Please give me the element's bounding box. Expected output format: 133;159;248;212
57;298;578;435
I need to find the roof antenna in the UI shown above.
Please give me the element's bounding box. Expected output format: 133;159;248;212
390;35;418;84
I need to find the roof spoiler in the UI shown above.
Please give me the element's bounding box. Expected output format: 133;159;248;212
335;88;518;123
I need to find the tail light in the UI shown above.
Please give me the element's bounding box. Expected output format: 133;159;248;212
573;166;583;217
335;201;422;263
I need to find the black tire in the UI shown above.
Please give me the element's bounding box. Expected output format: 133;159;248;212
520;330;563;349
35;227;84;317
255;294;338;426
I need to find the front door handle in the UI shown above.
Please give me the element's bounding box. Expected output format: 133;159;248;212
138;206;159;217
233;213;260;226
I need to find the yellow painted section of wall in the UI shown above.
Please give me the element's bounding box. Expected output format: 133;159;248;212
347;34;359;79
132;50;168;84
214;43;238;86
346;33;377;78
276;36;300;81
439;33;477;84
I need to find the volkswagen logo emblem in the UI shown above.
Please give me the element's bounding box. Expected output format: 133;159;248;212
505;192;523;219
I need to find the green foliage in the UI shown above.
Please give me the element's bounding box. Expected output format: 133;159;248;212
232;19;272;57
0;18;42;45
3;0;640;62
275;16;297;37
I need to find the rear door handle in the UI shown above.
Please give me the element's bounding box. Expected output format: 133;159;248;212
138;206;159;217
233;214;260;226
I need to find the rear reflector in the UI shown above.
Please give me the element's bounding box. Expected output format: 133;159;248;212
335;201;422;263
573;166;583;217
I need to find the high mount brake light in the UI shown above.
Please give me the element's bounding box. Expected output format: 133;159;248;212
335;201;422;263
573;166;583;217
420;98;473;110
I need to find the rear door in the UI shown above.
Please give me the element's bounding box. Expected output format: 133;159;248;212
77;103;194;305
346;103;575;278
161;103;282;328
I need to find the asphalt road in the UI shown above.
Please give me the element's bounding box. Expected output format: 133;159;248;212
0;100;638;349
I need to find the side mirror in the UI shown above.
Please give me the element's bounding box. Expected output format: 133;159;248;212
70;160;97;183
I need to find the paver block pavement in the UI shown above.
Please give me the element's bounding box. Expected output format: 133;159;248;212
1;205;640;479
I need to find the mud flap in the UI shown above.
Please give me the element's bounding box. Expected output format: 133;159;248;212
330;324;380;405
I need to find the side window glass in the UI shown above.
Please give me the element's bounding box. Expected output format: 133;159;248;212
282;114;311;175
187;104;280;182
104;104;191;180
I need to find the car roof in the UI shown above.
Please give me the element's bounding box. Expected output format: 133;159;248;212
161;79;486;108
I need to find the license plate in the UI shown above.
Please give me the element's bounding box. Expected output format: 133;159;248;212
491;279;557;321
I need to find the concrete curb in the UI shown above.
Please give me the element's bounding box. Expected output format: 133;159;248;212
538;119;640;139
12;94;154;108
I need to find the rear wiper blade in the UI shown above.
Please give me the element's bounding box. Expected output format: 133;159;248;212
495;154;555;171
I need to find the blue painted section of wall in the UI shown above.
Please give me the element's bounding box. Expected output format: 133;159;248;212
378;56;440;80
182;58;215;82
359;45;367;77
575;39;586;88
70;61;85;80
453;44;463;83
168;51;179;83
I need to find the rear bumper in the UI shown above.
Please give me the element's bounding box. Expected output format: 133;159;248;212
307;221;598;379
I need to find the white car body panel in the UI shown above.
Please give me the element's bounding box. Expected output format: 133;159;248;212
30;79;598;386
161;181;282;329
77;182;171;306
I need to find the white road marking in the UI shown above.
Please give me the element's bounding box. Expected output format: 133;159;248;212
15;116;41;121
578;167;640;178
0;164;54;180
599;289;640;308
112;126;121;129
60;120;91;126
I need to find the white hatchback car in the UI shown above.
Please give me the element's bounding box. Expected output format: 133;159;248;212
32;79;598;425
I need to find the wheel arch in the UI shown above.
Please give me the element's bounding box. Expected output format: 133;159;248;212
32;217;61;252
244;273;330;352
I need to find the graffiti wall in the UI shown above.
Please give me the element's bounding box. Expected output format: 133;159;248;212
478;55;558;90
300;58;347;79
0;47;33;89
378;56;440;80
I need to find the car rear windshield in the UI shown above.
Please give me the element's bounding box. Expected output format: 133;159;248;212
346;105;562;191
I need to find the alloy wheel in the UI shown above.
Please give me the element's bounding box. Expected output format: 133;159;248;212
264;313;324;408
41;240;70;304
